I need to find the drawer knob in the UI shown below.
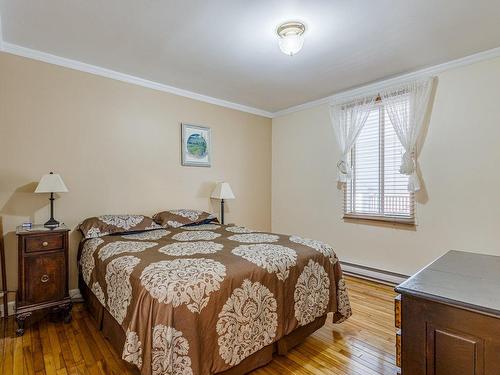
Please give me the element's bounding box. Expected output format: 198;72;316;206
40;274;50;283
42;241;49;247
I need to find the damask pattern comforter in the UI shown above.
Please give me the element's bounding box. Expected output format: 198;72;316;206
79;222;352;375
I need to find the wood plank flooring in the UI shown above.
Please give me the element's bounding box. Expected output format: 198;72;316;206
0;276;398;374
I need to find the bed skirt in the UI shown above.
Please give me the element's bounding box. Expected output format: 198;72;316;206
80;279;327;374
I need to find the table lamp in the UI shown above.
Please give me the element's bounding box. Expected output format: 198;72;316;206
211;182;235;225
35;172;68;228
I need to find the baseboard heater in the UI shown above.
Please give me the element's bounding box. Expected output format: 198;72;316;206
340;261;408;286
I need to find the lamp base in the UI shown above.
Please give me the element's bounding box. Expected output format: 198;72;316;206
44;217;60;228
220;199;225;225
44;192;60;228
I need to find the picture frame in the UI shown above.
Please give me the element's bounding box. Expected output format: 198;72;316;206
181;123;211;167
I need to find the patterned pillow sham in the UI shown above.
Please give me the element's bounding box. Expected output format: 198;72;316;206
153;209;218;229
79;215;162;239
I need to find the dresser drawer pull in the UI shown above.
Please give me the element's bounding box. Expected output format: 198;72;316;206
42;241;49;247
40;274;50;283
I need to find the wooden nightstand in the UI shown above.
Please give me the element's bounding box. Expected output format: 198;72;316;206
15;224;72;336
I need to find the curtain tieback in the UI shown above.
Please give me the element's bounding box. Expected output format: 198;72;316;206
400;151;415;175
337;157;352;181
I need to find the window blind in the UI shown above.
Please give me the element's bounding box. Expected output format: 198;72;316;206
344;102;415;223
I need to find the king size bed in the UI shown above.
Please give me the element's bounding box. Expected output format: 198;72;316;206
77;210;351;375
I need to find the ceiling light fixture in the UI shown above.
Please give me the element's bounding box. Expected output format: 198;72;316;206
276;21;306;56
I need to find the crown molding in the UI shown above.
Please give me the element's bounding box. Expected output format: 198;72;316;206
1;10;500;120
0;42;274;118
273;46;500;118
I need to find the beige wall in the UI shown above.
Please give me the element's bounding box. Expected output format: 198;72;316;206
272;57;500;276
0;52;272;294
3;49;499;295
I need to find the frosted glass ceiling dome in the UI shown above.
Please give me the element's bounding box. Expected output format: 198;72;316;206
277;21;306;56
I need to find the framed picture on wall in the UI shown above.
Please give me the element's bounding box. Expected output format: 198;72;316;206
181;123;211;167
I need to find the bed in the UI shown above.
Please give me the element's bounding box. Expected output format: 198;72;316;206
77;211;351;375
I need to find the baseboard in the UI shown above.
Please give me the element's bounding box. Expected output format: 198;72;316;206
1;267;404;317
340;261;409;286
0;300;16;318
0;289;82;317
69;288;83;300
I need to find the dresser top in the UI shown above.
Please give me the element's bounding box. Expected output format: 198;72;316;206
16;224;70;235
396;250;500;316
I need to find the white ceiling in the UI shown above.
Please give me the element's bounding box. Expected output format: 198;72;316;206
1;0;500;113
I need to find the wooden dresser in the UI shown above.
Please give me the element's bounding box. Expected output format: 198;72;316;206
15;225;72;336
395;250;500;375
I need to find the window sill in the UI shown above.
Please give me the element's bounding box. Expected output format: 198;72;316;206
343;214;415;226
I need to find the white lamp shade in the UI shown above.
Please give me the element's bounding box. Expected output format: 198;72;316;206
211;182;235;200
35;173;69;193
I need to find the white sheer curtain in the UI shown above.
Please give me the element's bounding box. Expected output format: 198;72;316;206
330;96;376;182
380;78;434;192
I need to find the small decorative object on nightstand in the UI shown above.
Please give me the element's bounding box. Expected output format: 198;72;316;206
35;172;69;228
15;224;72;336
211;182;235;225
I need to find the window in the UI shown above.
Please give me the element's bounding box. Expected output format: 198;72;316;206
344;99;415;224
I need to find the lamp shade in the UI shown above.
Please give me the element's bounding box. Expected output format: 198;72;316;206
35;172;69;193
211;182;235;200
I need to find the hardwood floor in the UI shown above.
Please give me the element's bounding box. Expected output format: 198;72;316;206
0;276;398;375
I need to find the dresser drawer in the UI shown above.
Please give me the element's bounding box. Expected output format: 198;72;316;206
396;328;401;368
24;252;66;304
395;294;401;328
25;233;64;253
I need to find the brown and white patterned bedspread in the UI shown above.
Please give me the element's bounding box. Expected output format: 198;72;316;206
79;224;352;374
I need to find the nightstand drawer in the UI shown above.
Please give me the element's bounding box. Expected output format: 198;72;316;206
24;252;66;304
25;233;64;253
